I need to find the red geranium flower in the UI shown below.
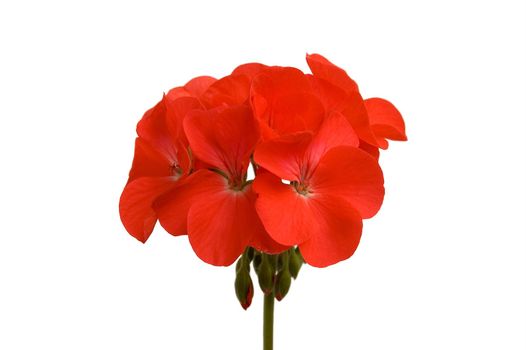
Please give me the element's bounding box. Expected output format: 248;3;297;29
154;105;287;266
306;53;407;152
119;95;201;242
253;111;384;267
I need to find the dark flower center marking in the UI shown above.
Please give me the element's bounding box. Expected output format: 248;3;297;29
171;164;183;178
292;181;311;196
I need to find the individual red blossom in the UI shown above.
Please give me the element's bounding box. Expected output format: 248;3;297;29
306;54;379;150
250;66;325;140
306;53;407;151
253;111;384;267
155;105;287;266
119;95;200;242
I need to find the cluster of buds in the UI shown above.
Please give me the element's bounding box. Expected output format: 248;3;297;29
234;247;304;309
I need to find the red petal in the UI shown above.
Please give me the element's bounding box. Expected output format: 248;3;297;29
311;146;384;219
184;105;259;178
251;67;312;126
242;184;289;255
359;141;380;160
306;53;359;93
154;170;218;236
298;194;363;267
166;96;203;172
119;177;176;242
341;91;380;148
267;92;325;137
165;87;191;100
184;76;217;97
136;96;194;172
201;74;251;108
165;96;203;146
253;170;314;245
306;111;359;167
232;63;269;79
365;98;407;146
128;138;172;183
254;132;312;182
256;119;280;141
136;97;178;162
167;76;217;100
187;173;263;266
307;74;348;111
250;229;290;255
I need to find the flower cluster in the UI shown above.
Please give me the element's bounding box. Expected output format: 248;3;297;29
119;54;406;269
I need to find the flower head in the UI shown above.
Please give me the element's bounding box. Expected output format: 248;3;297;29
120;53;406;269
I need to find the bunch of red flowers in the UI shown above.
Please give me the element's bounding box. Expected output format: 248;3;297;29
119;53;406;272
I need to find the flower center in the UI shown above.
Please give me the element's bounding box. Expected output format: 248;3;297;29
170;164;183;178
292;181;311;196
229;175;249;192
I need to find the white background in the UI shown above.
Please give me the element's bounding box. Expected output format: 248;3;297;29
1;1;525;349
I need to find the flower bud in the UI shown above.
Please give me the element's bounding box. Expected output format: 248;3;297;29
268;253;278;271
288;248;303;279
235;270;254;310
256;254;275;295
246;247;255;262
253;252;262;273
277;251;287;272
236;255;250;274
274;269;292;301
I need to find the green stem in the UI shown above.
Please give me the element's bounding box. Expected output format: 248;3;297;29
263;291;274;350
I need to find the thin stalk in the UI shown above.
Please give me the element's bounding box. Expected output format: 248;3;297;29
263;291;274;350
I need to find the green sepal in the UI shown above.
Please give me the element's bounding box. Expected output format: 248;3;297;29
288;248;303;279
256;254;275;295
274;269;292;301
